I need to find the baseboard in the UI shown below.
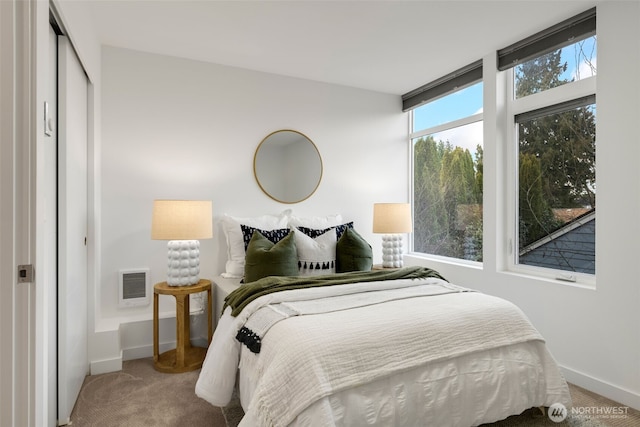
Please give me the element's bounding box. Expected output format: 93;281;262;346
561;365;640;410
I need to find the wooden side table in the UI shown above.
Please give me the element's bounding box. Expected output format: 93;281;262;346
153;279;212;373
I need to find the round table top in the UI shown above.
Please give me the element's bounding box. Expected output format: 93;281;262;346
154;279;211;295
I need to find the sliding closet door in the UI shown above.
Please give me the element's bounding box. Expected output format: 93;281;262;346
57;35;89;426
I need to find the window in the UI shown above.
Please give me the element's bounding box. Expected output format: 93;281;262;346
501;8;597;277
405;63;483;262
514;36;597;99
516;99;596;274
404;8;596;276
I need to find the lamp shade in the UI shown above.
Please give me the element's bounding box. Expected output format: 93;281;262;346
151;200;213;240
373;203;412;234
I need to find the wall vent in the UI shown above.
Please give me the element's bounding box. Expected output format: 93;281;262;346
118;268;150;308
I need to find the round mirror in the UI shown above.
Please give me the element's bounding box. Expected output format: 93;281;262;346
254;130;323;204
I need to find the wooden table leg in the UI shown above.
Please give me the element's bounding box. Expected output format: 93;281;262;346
207;287;213;344
184;294;190;351
153;292;159;363
175;294;186;368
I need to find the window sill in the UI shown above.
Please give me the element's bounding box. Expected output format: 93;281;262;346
500;266;596;290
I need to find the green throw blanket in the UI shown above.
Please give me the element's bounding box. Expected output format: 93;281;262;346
224;266;446;317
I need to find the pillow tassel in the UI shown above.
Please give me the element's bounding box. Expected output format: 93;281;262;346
236;326;262;354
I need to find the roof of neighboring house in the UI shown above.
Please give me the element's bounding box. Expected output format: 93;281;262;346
519;209;596;274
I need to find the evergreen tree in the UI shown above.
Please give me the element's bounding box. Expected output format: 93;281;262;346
474;144;483;204
439;146;477;258
515;50;567;97
519;153;559;246
516;48;596;208
413;136;448;254
440;147;475;215
414;137;483;260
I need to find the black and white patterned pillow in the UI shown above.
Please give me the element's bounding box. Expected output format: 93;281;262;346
240;225;290;252
296;222;354;240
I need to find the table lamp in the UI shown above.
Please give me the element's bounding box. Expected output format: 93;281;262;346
373;203;412;268
151;200;213;286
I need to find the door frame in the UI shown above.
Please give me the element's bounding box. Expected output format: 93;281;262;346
0;1;60;426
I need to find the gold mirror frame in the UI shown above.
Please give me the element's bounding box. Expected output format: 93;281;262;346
253;130;323;204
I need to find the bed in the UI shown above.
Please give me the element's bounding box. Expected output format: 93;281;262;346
195;212;572;426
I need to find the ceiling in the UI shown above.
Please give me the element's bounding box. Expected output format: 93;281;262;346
87;0;598;95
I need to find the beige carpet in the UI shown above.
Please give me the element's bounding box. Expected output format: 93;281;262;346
71;358;639;426
70;358;225;426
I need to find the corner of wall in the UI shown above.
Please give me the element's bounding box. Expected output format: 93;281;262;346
88;320;122;375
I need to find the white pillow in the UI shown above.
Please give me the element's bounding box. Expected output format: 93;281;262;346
221;210;291;278
288;213;343;229
292;227;337;276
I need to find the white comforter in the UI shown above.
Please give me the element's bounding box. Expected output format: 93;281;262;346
195;277;571;427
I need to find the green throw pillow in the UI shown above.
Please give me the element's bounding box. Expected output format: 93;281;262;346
336;227;373;273
244;230;298;283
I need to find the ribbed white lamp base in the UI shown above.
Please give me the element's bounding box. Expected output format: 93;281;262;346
166;240;200;286
381;234;404;268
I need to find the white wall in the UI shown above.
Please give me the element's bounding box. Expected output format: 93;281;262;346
99;46;407;359
407;1;640;410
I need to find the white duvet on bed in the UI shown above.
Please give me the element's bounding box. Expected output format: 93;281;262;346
195;277;571;427
240;341;569;427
